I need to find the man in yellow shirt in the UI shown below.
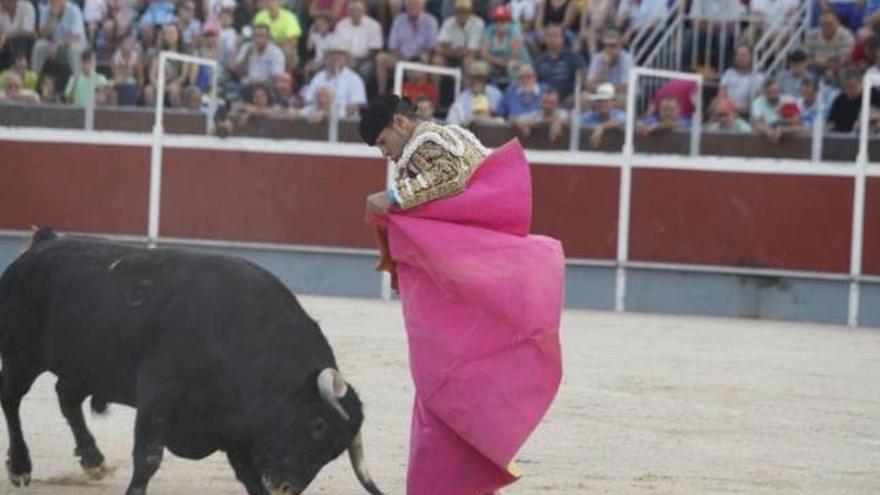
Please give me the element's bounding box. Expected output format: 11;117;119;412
252;0;301;67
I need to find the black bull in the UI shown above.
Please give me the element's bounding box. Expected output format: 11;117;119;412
0;228;383;495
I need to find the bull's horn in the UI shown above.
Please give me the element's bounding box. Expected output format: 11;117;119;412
348;432;384;495
317;368;350;421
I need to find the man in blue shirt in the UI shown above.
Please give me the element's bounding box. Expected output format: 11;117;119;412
535;23;585;102
497;62;544;119
581;82;626;147
32;0;86;74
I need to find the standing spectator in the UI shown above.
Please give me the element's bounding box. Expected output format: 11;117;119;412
32;0;87;75
718;45;764;117
804;10;856;74
234;23;286;87
304;14;334;79
778;49;810;97
144;23;188;107
684;0;742;72
0;52;36;90
111;29;142;105
615;0;667;46
706;96;752;133
581;82;625;147
375;0;438;94
535;0;577;41
64;49;111;106
535;23;584;102
0;0;36;68
827;67;876;133
433;0;483;69
446;59;503;126
497;63;544;120
586;28;632;94
178;0;202;52
751;78;794;142
253;0;302;67
401;69;438;106
638;97;690;135
481;4;529;85
333;0;383;84
0;70;38;102
303;39;366;117
511;87;569;141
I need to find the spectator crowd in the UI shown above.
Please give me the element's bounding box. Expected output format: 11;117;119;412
0;0;876;143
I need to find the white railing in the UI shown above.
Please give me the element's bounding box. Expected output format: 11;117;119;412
149;51;219;247
753;0;812;76
633;0;685;69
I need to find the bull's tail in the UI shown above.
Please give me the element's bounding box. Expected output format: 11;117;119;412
90;396;110;416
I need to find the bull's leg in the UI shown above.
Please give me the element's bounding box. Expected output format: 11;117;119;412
226;449;269;495
55;379;107;479
124;403;170;495
0;365;41;487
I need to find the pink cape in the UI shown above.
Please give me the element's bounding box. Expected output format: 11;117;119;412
372;139;564;495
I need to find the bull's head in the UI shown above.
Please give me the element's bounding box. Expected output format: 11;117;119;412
256;368;383;495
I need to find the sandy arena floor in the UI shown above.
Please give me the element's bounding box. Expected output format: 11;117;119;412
1;296;879;495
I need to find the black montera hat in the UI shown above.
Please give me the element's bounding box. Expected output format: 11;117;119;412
358;94;411;146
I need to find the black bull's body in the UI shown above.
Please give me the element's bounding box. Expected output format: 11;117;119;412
0;229;382;495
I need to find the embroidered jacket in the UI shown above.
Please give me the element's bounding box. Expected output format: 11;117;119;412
390;121;489;210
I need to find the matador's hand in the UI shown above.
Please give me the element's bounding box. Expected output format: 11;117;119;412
366;191;393;216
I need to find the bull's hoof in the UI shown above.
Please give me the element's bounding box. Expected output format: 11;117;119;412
6;458;32;487
76;445;106;480
83;463;109;480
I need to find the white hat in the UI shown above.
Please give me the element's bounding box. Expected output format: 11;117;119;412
588;83;616;101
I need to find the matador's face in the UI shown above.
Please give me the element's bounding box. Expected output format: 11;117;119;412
374;115;413;162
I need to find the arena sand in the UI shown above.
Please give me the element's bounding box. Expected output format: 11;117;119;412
1;295;878;495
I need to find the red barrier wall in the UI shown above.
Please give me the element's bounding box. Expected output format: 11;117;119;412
629;169;854;273
0;141;149;235
865;178;880;275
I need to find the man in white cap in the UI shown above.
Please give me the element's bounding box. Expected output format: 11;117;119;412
433;0;483;68
581;82;625;147
303;35;366;118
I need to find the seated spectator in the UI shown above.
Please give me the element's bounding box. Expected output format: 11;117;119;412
468;93;506;124
579;0;615;57
511;0;541;36
512;87;569;142
188;21;221;95
820;65;842;113
779;49;810;97
586;28;632;95
304;14;334;79
0;52;36;90
217;1;238;71
718;45;764;117
827;66;878;133
751;78;795;142
37;72;61;102
645;78;698;120
818;0;877;32
83;0;107;42
706;97;752;133
804;10;855;75
415;96;436;120
433;0;483;69
446;59;503;126
144;23;188;107
93;17;117;77
615;0;667;46
303;39;366;118
233;82;282;125
111;29;142;105
181;84;203;110
299;84;335;123
581;82;625;147
274;71;299;108
253;0;302;67
535;0;577;42
748;0;798;42
376;0;438;94
0;0;37;67
683;0;741;72
0;70;38;102
309;0;347;25
497;63;544;120
64;49;111;106
481;4;529;85
637;97;690;135
233;23;286;87
797;78;820;126
178;0;202;52
776;100;806;136
32;0;87;75
333;0;383;85
402;69;438;106
137;0;176;47
535;23;585;102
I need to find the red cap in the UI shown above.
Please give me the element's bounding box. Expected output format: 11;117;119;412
490;4;511;21
778;101;800;119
